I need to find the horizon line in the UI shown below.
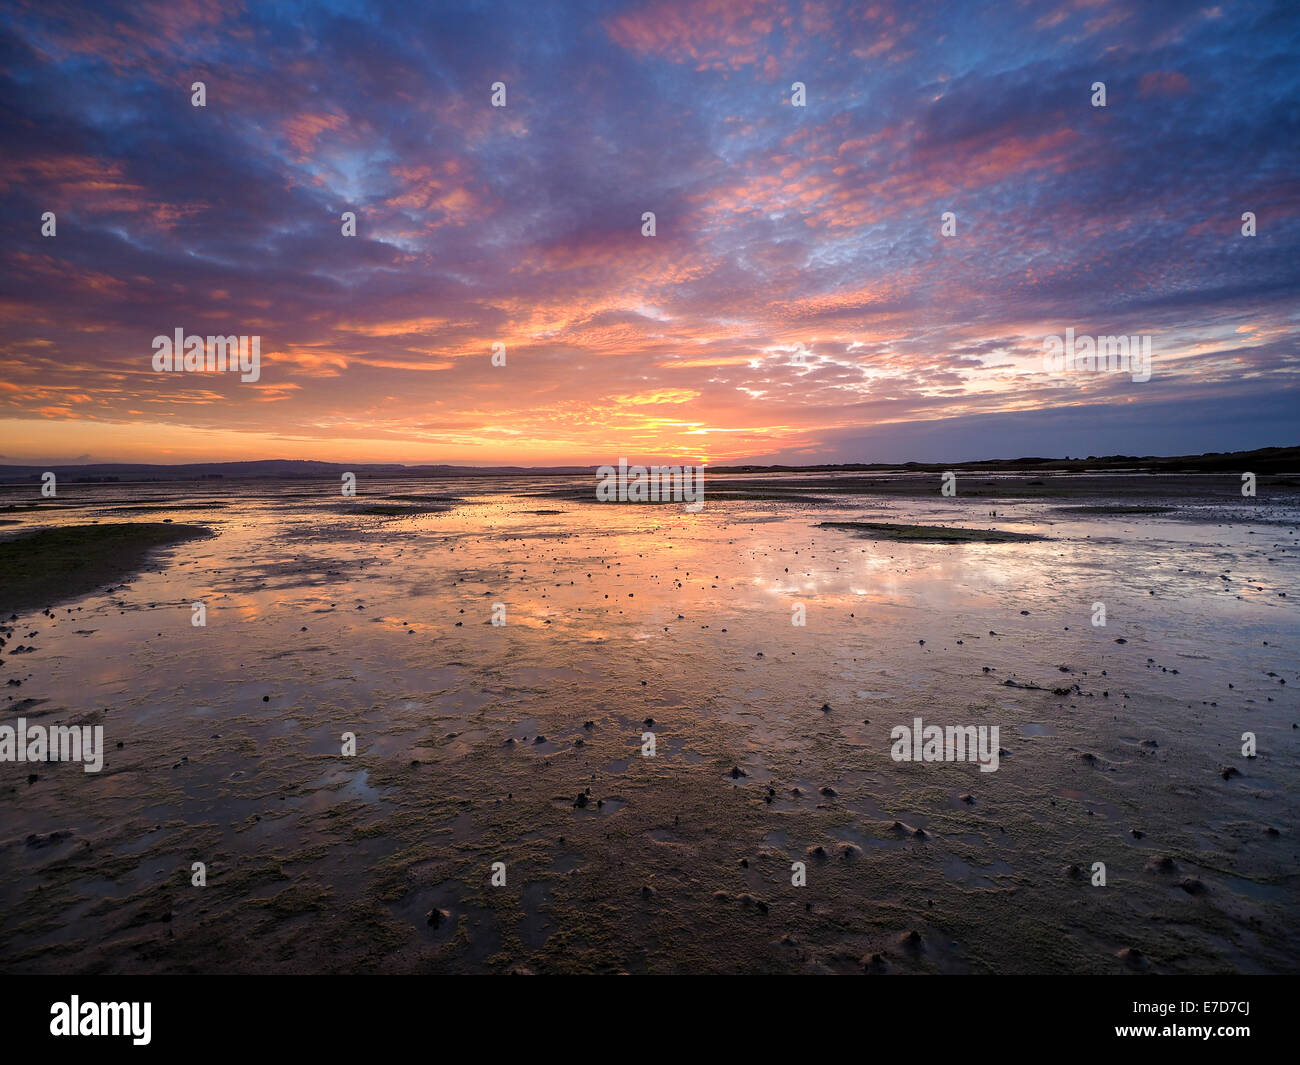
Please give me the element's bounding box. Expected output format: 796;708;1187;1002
2;443;1297;477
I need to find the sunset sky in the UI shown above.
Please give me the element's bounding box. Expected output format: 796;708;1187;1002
1;0;1297;467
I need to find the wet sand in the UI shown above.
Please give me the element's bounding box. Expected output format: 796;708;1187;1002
0;470;1296;973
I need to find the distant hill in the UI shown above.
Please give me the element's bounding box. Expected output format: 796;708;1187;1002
0;446;1295;483
0;459;591;482
708;445;1300;475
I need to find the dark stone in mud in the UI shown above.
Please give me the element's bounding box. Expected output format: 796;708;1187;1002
1221;766;1241;780
805;844;829;860
1064;864;1085;880
1080;752;1100;765
1180;877;1208;896
583;720;594;730
1146;855;1177;875
819;786;837;797
1117;947;1147;969
640;885;656;899
1130;828;1144;839
888;821;908;835
736;893;768;914
959;793;975;804
573;793;588;808
533;735;547;744
820;702;832;713
25;830;72;848
426;908;450;928
899;929;924;952
911;827;930;840
730;765;746;778
836;842;862;860
862;952;889;973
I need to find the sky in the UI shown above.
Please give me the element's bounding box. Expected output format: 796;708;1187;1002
0;0;1297;467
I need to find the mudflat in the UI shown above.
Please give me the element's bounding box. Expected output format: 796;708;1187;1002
0;471;1295;974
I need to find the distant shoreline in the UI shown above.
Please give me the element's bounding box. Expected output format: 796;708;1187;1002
0;444;1296;483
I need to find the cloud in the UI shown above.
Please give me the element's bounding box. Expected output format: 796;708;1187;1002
0;0;1296;464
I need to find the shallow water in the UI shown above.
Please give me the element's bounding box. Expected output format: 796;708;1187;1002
1;473;1297;973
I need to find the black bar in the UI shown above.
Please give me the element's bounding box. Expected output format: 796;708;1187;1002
1;975;1284;1051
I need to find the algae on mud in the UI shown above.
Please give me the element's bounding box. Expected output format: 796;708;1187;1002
817;521;1046;543
0;522;211;613
1055;505;1174;515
